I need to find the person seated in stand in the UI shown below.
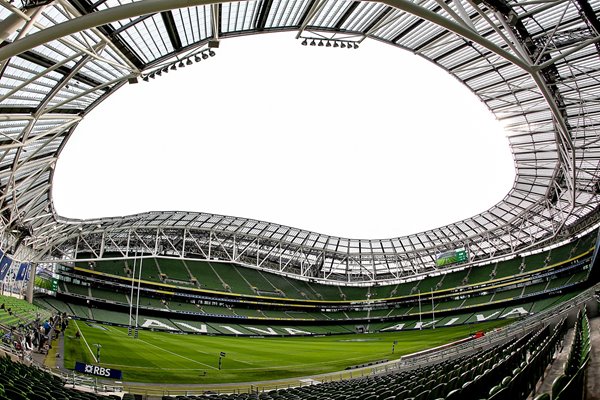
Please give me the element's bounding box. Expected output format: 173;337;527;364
2;330;11;344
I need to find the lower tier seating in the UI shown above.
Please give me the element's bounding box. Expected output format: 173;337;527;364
0;354;119;400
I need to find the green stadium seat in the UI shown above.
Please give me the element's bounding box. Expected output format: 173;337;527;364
29;393;52;400
488;386;508;400
412;389;429;400
4;388;29;400
551;373;569;399
533;394;550;400
444;389;461;400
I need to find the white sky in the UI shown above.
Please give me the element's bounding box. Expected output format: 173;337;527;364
52;32;514;240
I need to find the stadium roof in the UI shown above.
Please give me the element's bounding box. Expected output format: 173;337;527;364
0;0;599;282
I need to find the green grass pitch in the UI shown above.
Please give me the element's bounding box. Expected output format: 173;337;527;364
63;320;510;384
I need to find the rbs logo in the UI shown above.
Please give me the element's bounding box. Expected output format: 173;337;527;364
84;364;111;376
76;362;122;379
97;367;111;377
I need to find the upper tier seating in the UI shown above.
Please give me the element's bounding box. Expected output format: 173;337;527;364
71;229;596;301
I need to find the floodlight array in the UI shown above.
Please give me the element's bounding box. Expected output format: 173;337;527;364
142;49;216;81
299;37;360;49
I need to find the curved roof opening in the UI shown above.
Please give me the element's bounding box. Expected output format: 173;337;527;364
52;32;514;239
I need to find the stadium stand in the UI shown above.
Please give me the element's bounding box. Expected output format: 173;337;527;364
33;289;584;336
209;263;256;295
64;229;595;308
44;240;592;333
0;295;51;329
186;261;226;290
90;288;128;304
465;263;497;285
50;242;590;302
156;258;192;283
78;260;125;277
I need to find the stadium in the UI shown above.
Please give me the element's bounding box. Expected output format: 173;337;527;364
0;0;598;399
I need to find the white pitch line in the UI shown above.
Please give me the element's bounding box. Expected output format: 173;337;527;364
192;349;255;366
224;357;257;366
99;364;211;371
74;320;98;363
107;326;218;370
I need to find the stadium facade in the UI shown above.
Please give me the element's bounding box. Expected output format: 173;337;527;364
0;0;598;287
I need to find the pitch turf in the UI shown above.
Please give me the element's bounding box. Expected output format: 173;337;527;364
63;320;510;384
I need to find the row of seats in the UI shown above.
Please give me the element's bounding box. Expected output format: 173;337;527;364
0;294;51;328
534;308;591;400
484;319;566;400
162;319;566;400
0;354;119;400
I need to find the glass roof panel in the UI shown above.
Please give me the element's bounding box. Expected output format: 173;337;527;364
266;0;309;28
221;1;262;32
172;6;212;47
311;0;353;28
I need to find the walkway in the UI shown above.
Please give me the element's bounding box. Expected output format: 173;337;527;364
531;327;574;397
587;317;600;400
